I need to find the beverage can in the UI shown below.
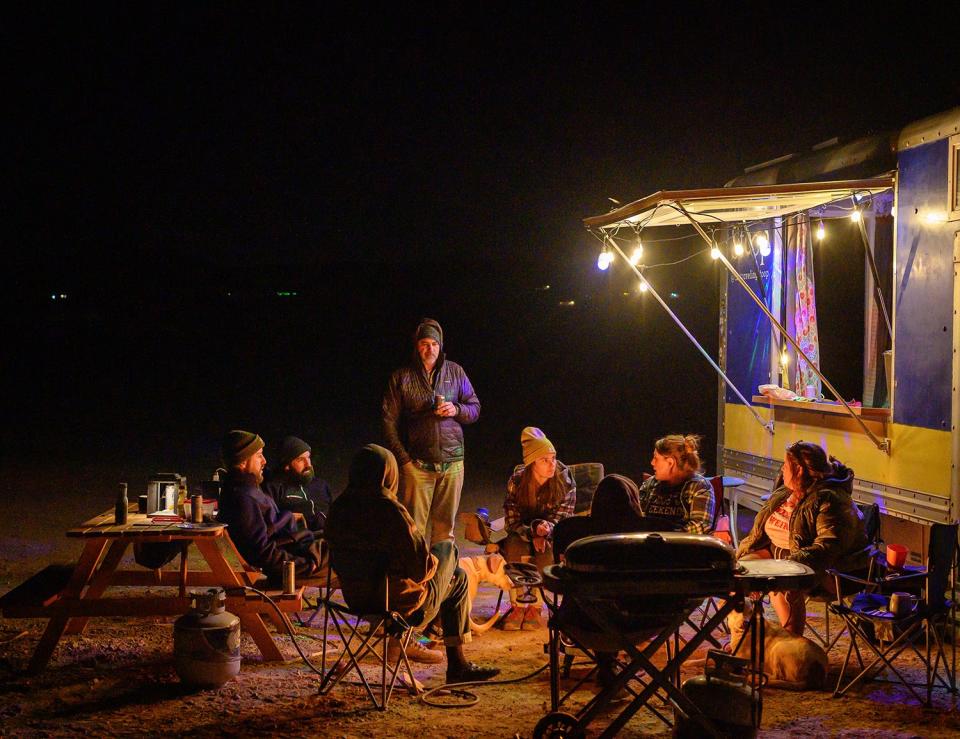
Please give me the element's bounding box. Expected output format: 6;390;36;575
283;561;296;595
191;495;204;523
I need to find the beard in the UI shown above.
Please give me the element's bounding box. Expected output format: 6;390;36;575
293;467;315;485
254;470;265;485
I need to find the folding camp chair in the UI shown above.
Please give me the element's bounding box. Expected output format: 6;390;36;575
318;550;421;710
830;521;958;706
804;502;882;651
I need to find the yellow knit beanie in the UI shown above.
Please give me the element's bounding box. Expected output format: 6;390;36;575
521;426;556;466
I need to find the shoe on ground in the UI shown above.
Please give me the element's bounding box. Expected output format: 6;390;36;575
386;637;444;664
521;604;544;630
446;662;501;683
501;606;524;631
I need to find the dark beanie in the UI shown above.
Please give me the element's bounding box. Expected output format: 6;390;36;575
413;318;443;347
221;430;264;467
278;436;311;469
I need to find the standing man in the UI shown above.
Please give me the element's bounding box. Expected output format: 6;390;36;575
382;318;480;544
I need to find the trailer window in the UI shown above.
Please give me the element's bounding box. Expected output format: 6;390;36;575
950;134;960;219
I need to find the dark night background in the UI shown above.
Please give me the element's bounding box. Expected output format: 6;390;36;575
4;6;958;512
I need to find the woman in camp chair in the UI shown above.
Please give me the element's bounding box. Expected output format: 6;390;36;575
500;427;576;631
737;441;868;635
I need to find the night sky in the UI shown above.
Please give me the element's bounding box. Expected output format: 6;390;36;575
6;7;959;499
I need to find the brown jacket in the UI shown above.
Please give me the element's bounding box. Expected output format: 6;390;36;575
326;445;438;616
737;461;869;575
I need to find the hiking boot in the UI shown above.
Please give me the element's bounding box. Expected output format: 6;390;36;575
386;637;444;664
446;662;501;683
521;604;544;630
501;606;524;631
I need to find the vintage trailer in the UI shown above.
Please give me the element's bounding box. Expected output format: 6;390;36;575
583;107;960;558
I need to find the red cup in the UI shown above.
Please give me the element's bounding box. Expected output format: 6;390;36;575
886;543;908;569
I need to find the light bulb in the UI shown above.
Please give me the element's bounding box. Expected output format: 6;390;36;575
597;250;612;271
638;280;649;293
755;232;771;257
780;350;789;366
710;246;721;260
815;220;825;241
630;245;643;265
733;241;744;256
851;210;862;223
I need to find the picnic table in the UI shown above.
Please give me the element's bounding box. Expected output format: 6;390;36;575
0;506;304;673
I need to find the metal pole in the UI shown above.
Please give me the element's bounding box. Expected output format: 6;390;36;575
674;203;891;454
856;213;894;339
603;235;774;436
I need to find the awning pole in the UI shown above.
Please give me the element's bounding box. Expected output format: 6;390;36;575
602;234;774;436
674;203;892;454
855;214;894;339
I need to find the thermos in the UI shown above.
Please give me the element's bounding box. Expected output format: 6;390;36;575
191;494;204;524
115;483;129;525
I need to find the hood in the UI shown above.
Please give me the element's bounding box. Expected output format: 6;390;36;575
590;474;643;528
813;459;855;495
410;318;446;368
342;444;399;499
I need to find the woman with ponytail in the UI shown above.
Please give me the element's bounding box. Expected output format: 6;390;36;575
637;434;715;534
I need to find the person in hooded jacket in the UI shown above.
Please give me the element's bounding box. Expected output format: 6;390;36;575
382;318;480;545
737;441;869;635
326;444;499;682
261;436;333;534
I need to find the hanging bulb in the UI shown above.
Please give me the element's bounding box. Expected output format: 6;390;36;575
815;219;825;241
710;246;721;260
755;232;771;257
733;240;744;257
851;210;862;223
638;279;649;293
597;249;612;271
629;245;643;266
780;350;790;366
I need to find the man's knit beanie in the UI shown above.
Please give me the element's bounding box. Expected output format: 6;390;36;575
521;426;556;466
278;436;311;470
413;318;443;347
221;430;264;467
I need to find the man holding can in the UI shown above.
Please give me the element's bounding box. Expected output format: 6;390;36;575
382;318;481;544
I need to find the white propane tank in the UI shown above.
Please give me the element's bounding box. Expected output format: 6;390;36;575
174;587;241;687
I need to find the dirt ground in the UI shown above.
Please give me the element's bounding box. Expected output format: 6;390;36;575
2;478;959;737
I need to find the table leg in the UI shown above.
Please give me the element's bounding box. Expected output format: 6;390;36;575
193;537;286;662
64;540;130;635
28;539;109;673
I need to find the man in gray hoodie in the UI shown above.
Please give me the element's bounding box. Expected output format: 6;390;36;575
382;318;480;544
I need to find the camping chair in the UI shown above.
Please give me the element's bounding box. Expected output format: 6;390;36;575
318;549;421;710
804;502;882;651
830;521;959;706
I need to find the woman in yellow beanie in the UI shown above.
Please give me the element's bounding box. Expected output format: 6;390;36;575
500;427;576;630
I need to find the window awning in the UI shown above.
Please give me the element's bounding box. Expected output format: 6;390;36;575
583;177;895;230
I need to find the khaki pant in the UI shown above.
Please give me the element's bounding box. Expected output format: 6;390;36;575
399;460;464;545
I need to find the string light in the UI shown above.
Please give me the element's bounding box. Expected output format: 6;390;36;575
630;244;643;266
815;220;825;241
780;350;790;366
710;246;721;260
851;210;862;223
733;238;744;256
754;232;771;257
597;248;613;271
638;280;649;293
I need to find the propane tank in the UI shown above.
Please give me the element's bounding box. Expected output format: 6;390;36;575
174;587;241;687
674;650;759;738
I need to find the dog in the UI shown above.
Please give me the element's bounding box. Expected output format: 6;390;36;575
726;605;828;690
458;553;515;634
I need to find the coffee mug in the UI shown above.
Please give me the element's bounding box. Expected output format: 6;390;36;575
889;592;916;617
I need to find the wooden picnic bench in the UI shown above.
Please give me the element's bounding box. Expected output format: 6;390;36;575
0;506;304;674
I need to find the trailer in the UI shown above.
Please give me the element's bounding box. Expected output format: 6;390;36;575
583;107;960;559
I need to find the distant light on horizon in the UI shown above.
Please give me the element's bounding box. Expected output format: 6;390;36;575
559;300;575;306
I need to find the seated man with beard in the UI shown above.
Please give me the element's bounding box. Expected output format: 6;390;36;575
216;429;325;584
262;436;333;535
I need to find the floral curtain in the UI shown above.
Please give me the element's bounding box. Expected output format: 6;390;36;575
785;216;820;396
